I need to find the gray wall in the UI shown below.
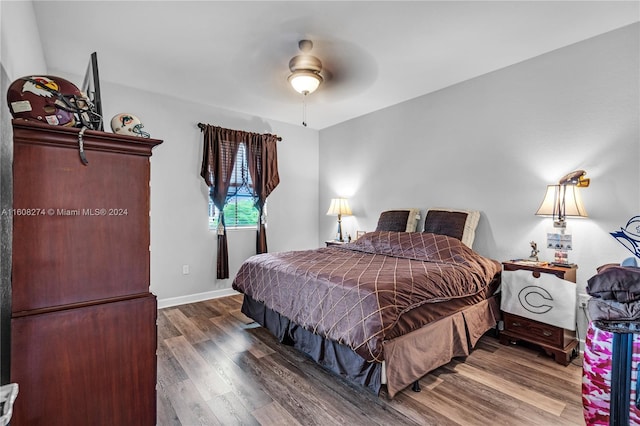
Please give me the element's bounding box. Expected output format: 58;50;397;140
1;1;320;308
319;23;640;343
0;0;48;387
0;65;13;384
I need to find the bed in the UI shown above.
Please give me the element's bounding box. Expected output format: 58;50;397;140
232;208;502;398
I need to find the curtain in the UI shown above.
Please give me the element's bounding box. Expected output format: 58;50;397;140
200;126;242;279
246;133;280;253
200;124;279;278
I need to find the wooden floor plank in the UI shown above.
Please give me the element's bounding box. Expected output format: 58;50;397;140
464;346;582;404
207;294;244;314
163;307;209;344
157;340;189;390
422;365;576;425
206;391;261;426
177;301;224;319
251;401;303;426
229;308;256;325
156;387;181;426
260;346;421;425
157;296;586;425
210;312;276;358
497;343;584;382
234;350;344;426
157;309;182;341
452;360;567;416
165;379;222;426
404;380;502;426
193;339;274;412
165;335;232;401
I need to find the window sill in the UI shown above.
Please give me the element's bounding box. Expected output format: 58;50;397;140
209;226;258;232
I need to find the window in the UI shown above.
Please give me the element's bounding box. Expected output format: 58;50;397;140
208;144;259;230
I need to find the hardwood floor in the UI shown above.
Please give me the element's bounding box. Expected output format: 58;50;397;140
157;295;585;425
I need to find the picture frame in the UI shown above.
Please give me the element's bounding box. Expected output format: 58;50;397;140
81;52;104;131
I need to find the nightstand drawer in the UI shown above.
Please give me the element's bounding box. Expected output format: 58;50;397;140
503;312;563;347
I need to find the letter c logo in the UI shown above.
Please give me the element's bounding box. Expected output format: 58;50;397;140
518;286;554;314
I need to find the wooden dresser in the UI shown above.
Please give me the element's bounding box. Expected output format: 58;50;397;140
9;120;162;425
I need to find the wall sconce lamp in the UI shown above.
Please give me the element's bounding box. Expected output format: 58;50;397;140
536;170;589;228
535;184;588;228
326;198;352;242
535;170;589;265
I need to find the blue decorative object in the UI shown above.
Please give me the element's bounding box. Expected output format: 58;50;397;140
611;216;640;260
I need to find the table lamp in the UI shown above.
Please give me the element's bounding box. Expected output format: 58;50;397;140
326;198;352;242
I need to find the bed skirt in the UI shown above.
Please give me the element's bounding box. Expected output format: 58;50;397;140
241;294;500;398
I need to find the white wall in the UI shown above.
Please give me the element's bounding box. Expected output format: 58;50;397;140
1;0;320;308
0;0;47;381
0;1;47;80
319;23;640;343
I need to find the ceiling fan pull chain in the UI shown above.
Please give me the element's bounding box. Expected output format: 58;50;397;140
302;94;308;127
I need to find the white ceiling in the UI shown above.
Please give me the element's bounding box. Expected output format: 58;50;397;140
33;1;639;130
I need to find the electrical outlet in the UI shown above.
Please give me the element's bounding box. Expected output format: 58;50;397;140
182;264;190;275
578;293;590;308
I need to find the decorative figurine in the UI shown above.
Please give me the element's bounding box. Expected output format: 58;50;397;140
529;241;539;262
110;113;150;138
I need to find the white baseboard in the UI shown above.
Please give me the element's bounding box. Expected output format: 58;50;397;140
157;288;240;309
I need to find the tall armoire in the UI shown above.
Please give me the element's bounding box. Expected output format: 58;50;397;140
9;119;162;425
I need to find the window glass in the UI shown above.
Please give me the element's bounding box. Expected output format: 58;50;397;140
208;144;259;230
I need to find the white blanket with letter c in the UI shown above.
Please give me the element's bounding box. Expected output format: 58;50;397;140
501;269;576;330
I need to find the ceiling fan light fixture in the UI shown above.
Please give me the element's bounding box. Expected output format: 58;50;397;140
288;70;323;95
288;40;323;95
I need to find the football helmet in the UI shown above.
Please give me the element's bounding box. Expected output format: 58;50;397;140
110;113;150;138
7;75;100;129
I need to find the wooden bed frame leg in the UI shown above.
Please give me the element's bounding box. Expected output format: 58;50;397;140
412;380;421;392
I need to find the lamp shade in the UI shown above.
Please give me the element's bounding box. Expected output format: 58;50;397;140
326;198;352;216
536;184;587;221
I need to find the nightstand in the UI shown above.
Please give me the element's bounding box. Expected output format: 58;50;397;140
499;261;579;365
325;240;349;247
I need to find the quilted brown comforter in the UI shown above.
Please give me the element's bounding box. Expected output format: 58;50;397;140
232;231;501;362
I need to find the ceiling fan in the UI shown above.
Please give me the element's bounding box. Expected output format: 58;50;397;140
287;39;324;127
280;37;376;127
287;39;324;96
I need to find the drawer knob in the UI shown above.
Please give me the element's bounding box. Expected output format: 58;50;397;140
512;322;522;327
542;330;553;337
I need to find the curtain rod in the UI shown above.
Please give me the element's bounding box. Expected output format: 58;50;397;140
197;122;282;141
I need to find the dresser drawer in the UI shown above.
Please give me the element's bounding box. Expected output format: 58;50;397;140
503;312;563;347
